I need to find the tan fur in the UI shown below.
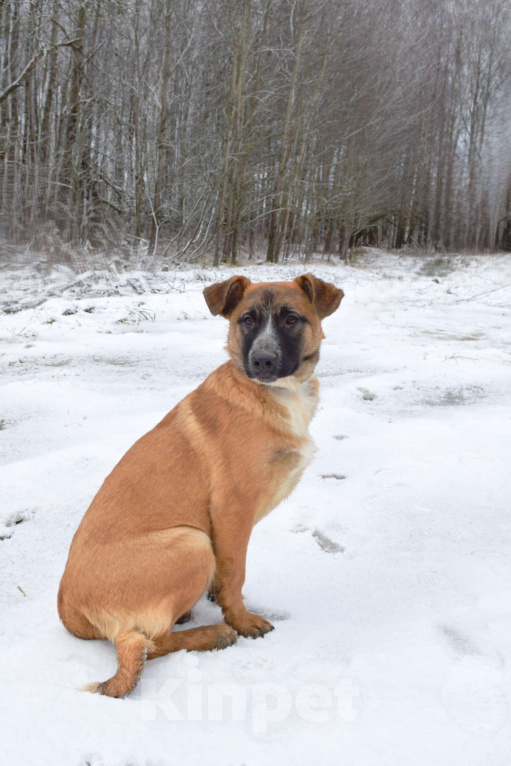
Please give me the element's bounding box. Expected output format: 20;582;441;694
58;274;343;698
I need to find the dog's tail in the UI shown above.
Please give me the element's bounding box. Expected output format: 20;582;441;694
81;630;155;698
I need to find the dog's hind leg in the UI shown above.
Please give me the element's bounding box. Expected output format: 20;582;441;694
78;526;223;697
83;623;237;698
147;623;237;659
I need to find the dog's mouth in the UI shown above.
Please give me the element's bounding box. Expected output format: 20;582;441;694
246;365;280;384
245;358;300;384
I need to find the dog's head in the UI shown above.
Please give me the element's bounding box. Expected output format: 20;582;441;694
203;275;344;384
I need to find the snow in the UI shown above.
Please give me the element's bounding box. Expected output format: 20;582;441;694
1;252;510;765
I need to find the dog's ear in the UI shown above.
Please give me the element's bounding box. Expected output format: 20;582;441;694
203;276;251;318
294;274;344;319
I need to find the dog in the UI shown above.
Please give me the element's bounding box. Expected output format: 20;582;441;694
58;273;343;698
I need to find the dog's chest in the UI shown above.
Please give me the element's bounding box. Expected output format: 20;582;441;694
254;380;318;524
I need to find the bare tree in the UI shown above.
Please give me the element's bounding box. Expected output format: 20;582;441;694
0;0;510;259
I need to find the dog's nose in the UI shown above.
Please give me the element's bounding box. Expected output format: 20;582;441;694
251;350;277;372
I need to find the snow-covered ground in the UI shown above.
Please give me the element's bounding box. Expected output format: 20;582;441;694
1;252;510;765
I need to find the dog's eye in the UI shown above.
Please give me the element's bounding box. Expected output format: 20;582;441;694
243;315;254;326
285;314;299;326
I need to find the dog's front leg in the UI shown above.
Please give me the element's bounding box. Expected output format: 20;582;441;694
210;503;274;639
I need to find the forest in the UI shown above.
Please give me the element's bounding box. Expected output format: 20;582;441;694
1;0;511;263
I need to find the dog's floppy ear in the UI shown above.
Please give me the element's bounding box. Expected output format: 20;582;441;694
294;274;344;319
203;276;251;318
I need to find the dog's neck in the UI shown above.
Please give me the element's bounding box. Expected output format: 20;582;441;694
265;375;319;439
205;361;318;438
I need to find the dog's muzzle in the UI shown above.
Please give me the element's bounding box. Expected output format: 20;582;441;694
247;349;280;382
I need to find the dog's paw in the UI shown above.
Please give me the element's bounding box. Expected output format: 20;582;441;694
215;625;239;649
229;612;275;639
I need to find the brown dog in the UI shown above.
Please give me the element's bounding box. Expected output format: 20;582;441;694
58;274;343;697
